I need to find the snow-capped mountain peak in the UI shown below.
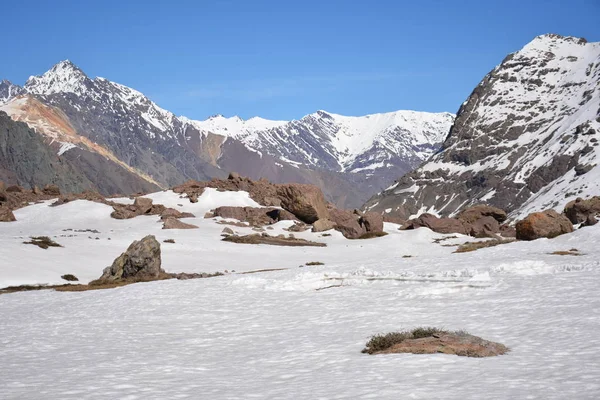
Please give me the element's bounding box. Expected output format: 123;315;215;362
24;60;91;96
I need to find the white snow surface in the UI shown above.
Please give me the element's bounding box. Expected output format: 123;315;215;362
1;189;600;399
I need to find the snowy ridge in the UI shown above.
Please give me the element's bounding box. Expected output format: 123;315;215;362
187;108;454;173
365;34;600;220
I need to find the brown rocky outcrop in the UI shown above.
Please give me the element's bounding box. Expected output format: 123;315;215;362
363;331;508;357
223;233;326;247
312;218;336;232
162;218;198;229
360;212;384;233
42;184;61;196
328;208;365;239
110;197;165;219
401;213;468;235
173;175;281;207
563;196;600;225
92;235;166;283
160;208;195;220
0;206;16;222
515;210;574;240
212;206;296;226
0;181;7;203
275;184;330;224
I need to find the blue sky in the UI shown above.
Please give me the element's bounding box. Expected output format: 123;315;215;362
2;0;599;120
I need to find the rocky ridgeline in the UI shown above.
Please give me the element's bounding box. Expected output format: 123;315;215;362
176;173;385;239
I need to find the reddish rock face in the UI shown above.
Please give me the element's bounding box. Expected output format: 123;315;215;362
401;213;468;235
516;210;574;241
564;196;600;224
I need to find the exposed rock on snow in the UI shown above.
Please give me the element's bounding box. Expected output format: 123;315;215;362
363;330;509;357
110;197;165;219
0;206;16;222
402;214;468;235
515;210;574;240
94;235;165;283
312;218;336;232
213;206;295;226
563;196;600;225
276;184;330;224
162;218;199;230
223;233;326;247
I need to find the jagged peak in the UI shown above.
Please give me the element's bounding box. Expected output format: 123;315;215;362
24;59;90;95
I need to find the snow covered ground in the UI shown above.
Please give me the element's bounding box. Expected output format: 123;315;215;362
1;190;600;399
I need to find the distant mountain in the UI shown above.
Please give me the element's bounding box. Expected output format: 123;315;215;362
364;34;600;220
0;60;453;206
0;80;23;104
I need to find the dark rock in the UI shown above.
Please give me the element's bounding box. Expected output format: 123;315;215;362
223;233;326;247
0;181;7;202
276;183;330;223
42;184;61;196
516;209;574;240
457;205;507;224
401;213;468;235
133;197;153;214
160;207;195;220
94;235;164;283
6;185;23;193
61;274;79;282
329;208;364;239
0;206;16;222
221;227;235;235
564;196;600;224
162;218;198;229
359;212;384;233
312;218;336;232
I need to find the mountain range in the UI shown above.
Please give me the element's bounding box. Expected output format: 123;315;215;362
0;63;453;208
365;34;600;220
2;33;598;219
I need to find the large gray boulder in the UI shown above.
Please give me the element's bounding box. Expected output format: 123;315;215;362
95;235;164;282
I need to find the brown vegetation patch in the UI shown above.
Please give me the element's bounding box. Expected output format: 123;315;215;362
362;328;509;358
550;249;582;256
432;235;458;244
305;261;324;266
239;268;289;275
454;238;515;253
23;236;63;249
223;233;326;247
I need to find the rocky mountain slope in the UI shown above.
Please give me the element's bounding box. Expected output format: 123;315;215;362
0;61;452;205
365;34;600;220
